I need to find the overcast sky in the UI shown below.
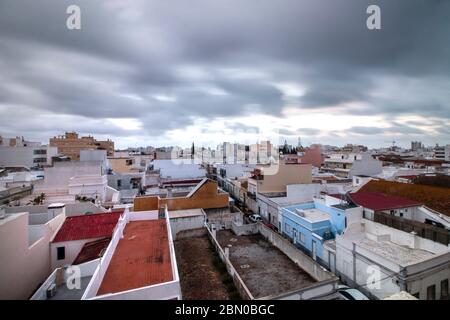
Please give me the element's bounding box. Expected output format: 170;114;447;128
0;0;449;149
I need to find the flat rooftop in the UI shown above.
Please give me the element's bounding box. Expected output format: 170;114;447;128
50;276;92;300
96;219;173;296
169;208;205;219
296;208;331;223
217;230;317;299
357;238;435;266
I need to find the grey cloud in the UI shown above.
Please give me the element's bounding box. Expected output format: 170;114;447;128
0;0;449;146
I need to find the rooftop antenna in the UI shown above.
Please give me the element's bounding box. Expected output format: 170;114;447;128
384;140;397;149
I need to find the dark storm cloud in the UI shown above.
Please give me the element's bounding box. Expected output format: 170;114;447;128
0;0;449;145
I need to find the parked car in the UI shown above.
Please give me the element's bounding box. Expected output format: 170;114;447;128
337;285;370;300
263;222;277;231
248;213;262;223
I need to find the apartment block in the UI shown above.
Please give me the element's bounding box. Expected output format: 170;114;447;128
49;132;114;160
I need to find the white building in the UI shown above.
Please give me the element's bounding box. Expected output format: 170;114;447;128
50;211;121;270
0;144;57;168
32;207;181;300
152;159;206;180
334;217;450;300
322;153;382;179
434;145;449;161
0;206;66;299
32;161;119;205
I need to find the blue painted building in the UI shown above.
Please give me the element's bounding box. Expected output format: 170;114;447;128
281;195;359;265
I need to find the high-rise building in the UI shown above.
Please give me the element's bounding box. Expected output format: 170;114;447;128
411;141;423;151
434;144;450;161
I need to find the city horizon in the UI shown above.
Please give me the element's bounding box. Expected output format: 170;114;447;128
0;1;449;150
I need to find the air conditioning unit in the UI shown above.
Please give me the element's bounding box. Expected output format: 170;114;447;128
46;283;57;298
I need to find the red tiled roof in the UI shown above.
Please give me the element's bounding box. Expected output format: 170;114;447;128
348;191;422;211
97;219;173;295
73;237;111;265
52;212;122;243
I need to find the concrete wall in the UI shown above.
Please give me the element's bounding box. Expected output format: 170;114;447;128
153;159;206;179
51;238;104;270
170;215;206;240
231;221;259;236
206;225;254;300
68;175;107;202
134;180;229;212
108;158;137;174
107;172;144;190
6;202;107;219
0;212;65;299
256;163;312;193
258;223;338;284
30;258;100;300
0;145;55;167
40;161;102;190
92;280;181;300
349;154;382;178
206;222;338;300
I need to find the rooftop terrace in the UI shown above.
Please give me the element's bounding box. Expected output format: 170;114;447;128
96;219;173;296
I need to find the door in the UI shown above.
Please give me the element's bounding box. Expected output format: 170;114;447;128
312;240;317;260
329;252;336;273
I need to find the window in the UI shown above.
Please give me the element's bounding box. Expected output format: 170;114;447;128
57;247;65;260
400;212;403;217
300;232;305;243
117;179;122;188
441;279;449;299
427;285;436;300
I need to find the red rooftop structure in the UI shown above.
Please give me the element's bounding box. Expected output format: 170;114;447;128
52;212;122;243
348;191;422;212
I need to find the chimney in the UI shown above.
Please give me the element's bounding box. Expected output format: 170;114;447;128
48;203;66;219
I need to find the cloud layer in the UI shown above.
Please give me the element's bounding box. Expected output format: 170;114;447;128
0;0;449;148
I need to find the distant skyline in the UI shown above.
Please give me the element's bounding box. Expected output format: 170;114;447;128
0;1;449;150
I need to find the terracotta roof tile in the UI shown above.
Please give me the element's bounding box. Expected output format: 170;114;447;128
73;237;111;265
97;219;173;296
349;191;422;211
52;212;122;243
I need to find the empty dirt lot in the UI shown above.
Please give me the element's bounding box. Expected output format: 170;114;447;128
174;232;239;300
217;230;316;298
